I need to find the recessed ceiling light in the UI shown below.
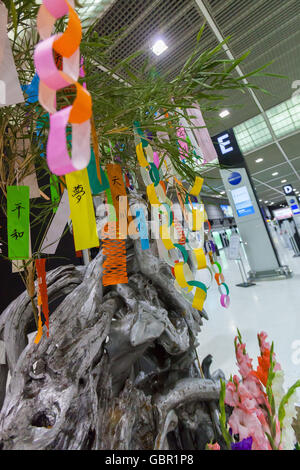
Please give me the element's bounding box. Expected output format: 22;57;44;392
259;199;262;202
152;39;168;56
219;110;230;118
265;201;268;203
272;172;279;176
281;179;287;183
256;158;263;163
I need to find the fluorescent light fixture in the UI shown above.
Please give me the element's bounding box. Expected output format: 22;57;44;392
281;179;287;183
272;172;279;176
255;158;263;163
219;110;230;118
152;39;168;56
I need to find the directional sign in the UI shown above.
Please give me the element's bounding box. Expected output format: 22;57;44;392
283;184;294;196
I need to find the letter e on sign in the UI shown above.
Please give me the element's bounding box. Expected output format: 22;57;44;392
217;133;233;155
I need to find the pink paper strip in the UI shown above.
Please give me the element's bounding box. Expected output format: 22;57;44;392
34;34;71;90
43;0;69;18
187;103;218;163
47;106;91;176
37;4;56;39
153;151;160;168
176;127;189;161
47;106;77;175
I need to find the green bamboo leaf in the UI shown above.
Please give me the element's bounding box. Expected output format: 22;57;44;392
196;23;206;42
9;0;18;37
219;379;232;450
278;380;300;426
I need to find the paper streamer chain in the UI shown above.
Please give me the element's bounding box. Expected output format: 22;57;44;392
134;124;230;311
34;0;92;176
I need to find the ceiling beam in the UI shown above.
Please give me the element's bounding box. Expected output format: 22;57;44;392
194;0;300;182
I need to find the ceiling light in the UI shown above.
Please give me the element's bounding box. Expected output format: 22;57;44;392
281;179;287;183
265;201;268;203
220;191;225;194
255;158;263;163
259;199;262;202
152;39;168;56
219;110;230;118
272;172;279;176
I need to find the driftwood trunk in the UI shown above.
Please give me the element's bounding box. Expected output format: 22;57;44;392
0;235;225;450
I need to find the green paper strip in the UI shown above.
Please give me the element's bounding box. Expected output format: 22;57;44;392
50;174;60;213
149;162;160;187
187;280;207;294
87;148;109;195
7;186;30;260
106;186;117;222
174;243;188;263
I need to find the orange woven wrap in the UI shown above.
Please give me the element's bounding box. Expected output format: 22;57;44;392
102;223;128;286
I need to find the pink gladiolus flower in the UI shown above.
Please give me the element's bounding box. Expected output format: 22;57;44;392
235;341;253;378
206;442;220;450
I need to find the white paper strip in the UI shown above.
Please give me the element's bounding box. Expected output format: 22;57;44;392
41;190;70;254
16;156;40;199
0;2;24;107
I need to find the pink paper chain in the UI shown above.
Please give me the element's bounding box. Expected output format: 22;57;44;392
34;0;92;176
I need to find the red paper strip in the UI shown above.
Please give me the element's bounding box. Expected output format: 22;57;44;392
36;258;49;337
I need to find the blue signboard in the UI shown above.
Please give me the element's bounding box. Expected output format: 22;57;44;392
291;204;300;215
231;186;255;218
228;171;242;186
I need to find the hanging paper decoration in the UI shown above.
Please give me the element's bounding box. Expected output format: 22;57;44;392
101;163;131;286
34;0;92;175
50;174;61;213
35;258;50;338
12;232;32;273
102;222;128;287
0;3;24;107
176;127;189;162
41;190;70;254
135;209;150;251
7;186;30;260
22;73;39;104
87;148;109;195
186;103;218;163
15;154;40;199
134;123;230;311
34;292;43;345
106;163;131;239
65;168;99;251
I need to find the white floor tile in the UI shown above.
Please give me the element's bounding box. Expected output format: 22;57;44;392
197;235;300;403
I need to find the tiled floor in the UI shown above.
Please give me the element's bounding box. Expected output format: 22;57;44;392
197;230;300;403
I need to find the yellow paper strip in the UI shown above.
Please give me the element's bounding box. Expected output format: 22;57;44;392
147;183;161;205
174;262;193;290
160;224;175;250
189;176;204;196
192;248;207;270
136;142;149;168
65;168;99;251
192;287;206;311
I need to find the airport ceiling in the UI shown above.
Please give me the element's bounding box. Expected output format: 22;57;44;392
92;0;300;205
